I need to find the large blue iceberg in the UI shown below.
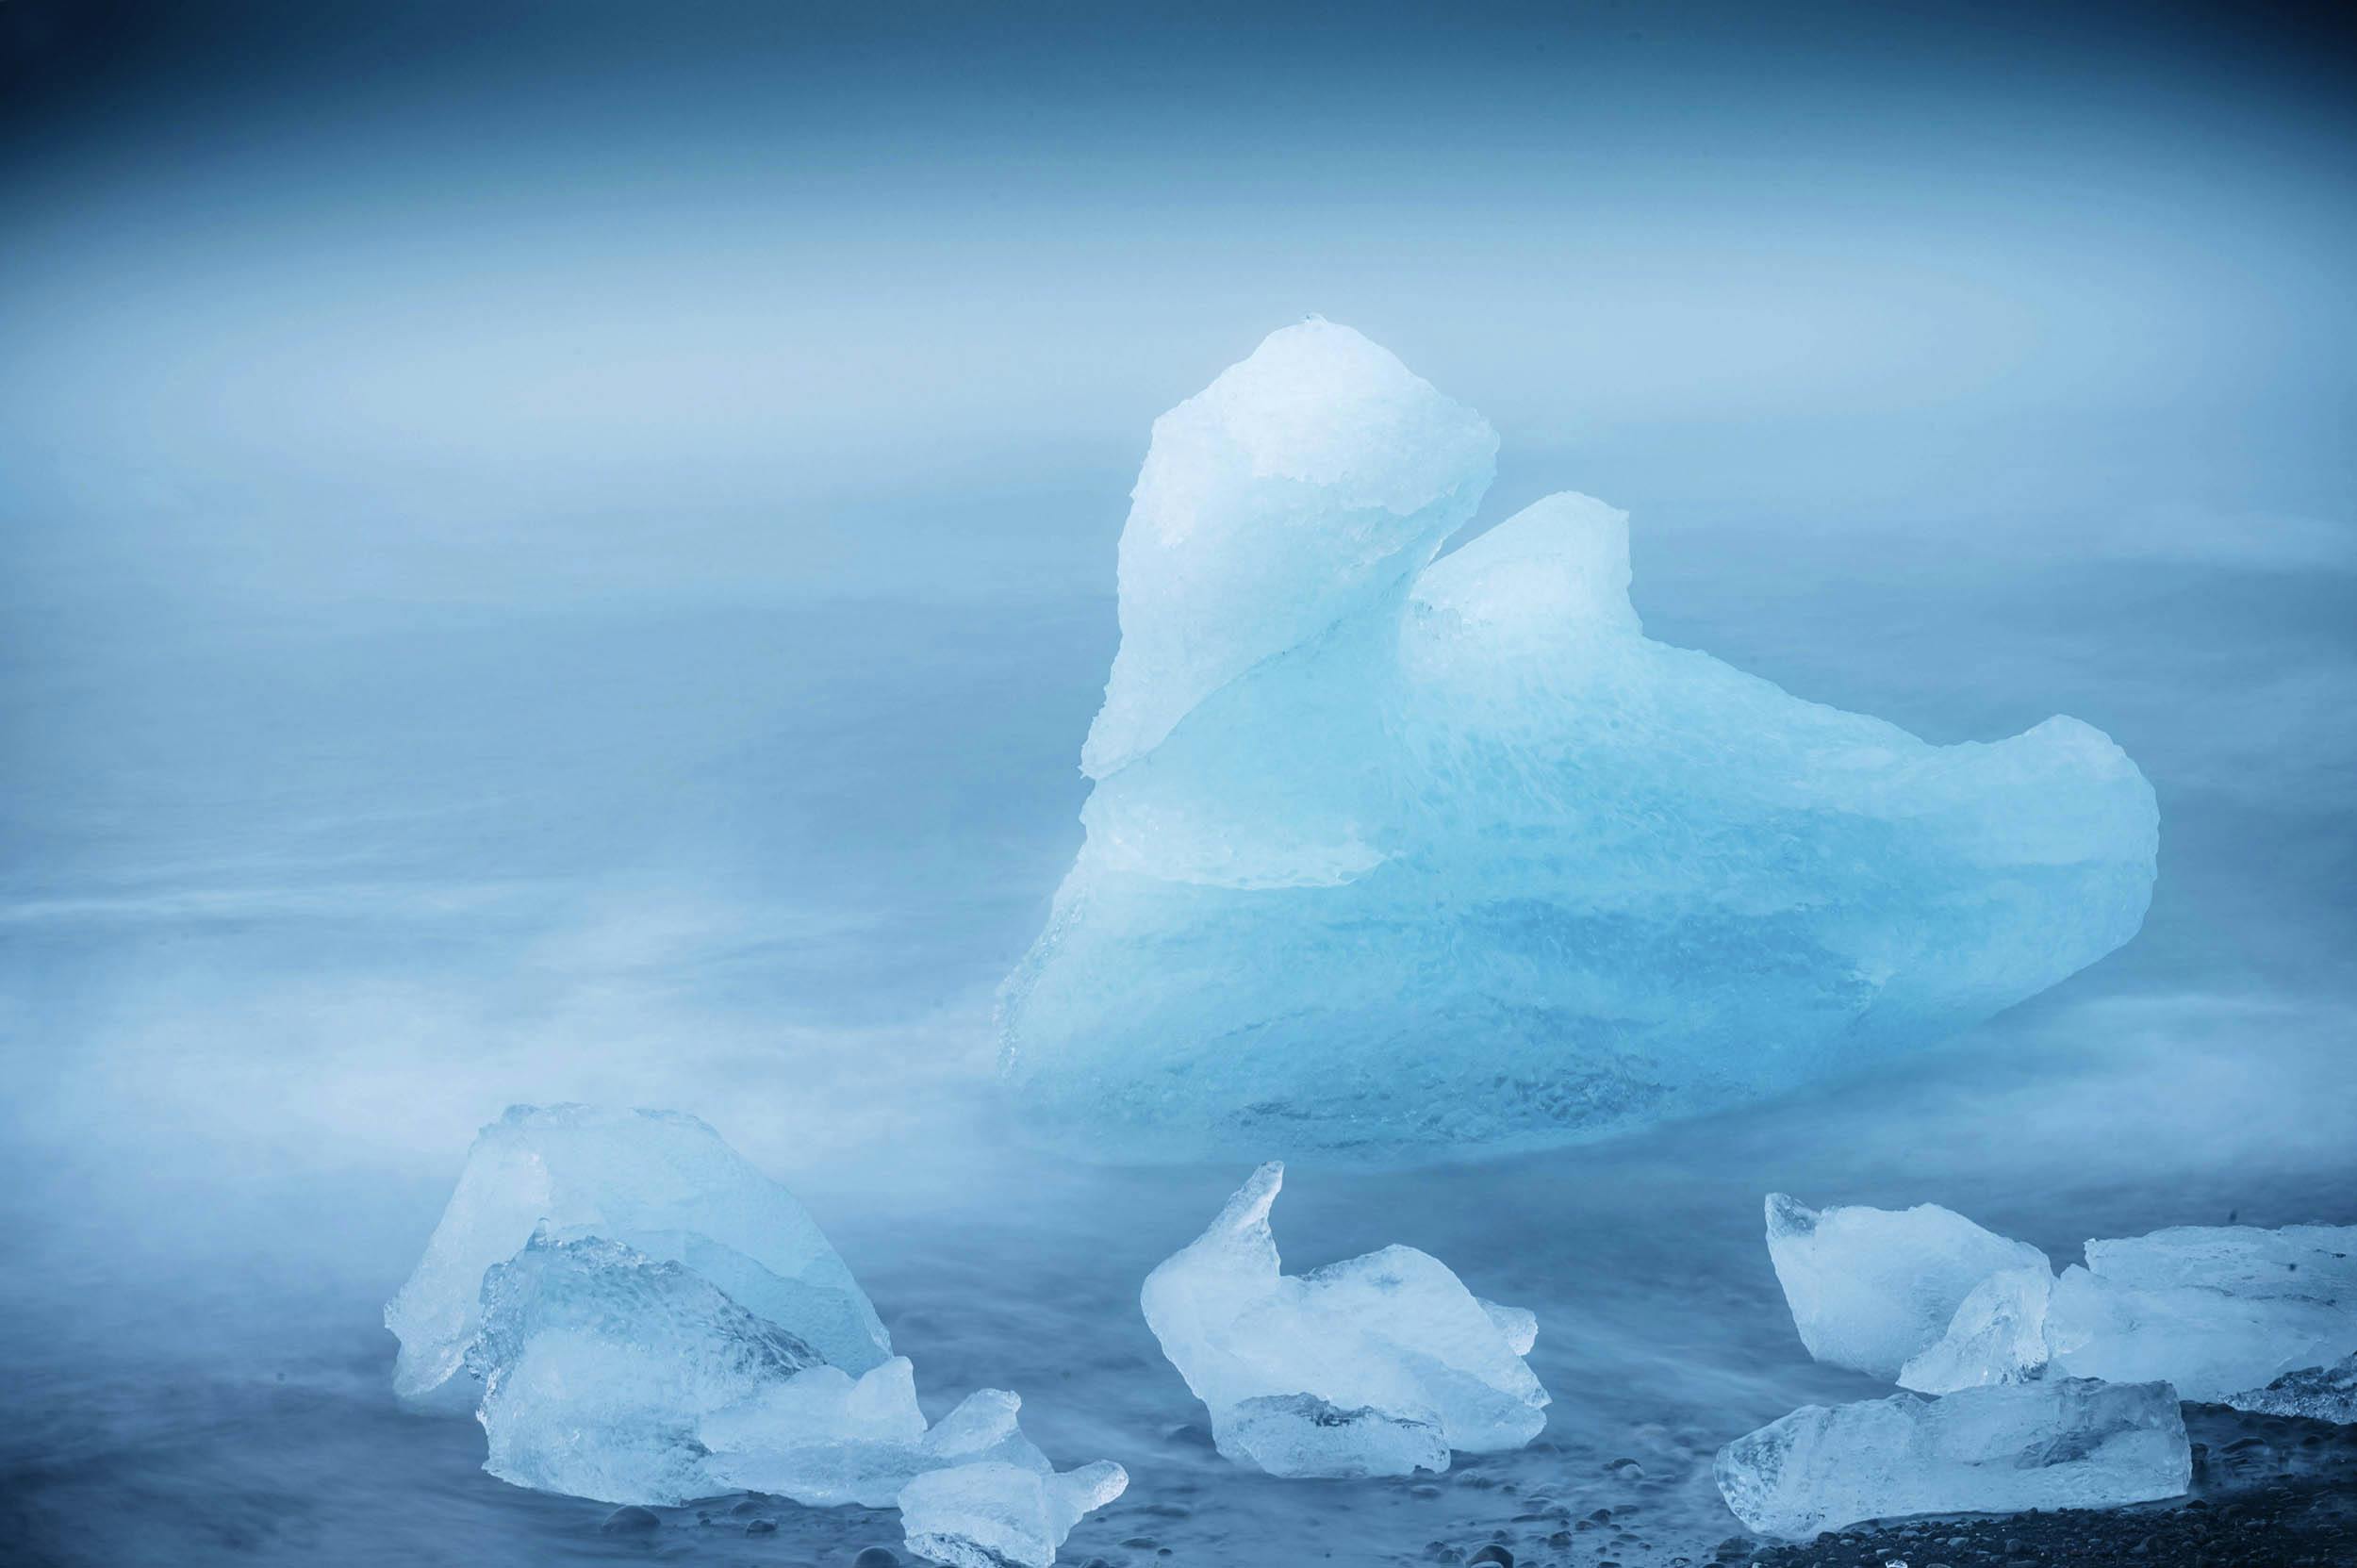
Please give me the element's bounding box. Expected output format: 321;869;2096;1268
1000;320;2158;1161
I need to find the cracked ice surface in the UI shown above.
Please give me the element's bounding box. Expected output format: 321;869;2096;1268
1715;1378;2190;1540
385;1104;890;1409
1140;1163;1548;1477
1001;320;2158;1162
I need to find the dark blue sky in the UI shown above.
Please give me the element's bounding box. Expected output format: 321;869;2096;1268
6;0;2351;566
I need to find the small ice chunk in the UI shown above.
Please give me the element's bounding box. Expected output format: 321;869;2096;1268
1140;1163;1548;1477
387;1103;889;1408
1891;1219;2357;1402
2040;1221;2357;1404
1715;1378;2190;1540
1899;1266;2055;1394
1479;1298;1540;1357
1766;1195;2050;1380
467;1233;1106;1512
2045;1263;2355;1402
898;1458;1129;1568
466;1232;825;1505
703;1366;1049;1507
2229;1353;2357;1425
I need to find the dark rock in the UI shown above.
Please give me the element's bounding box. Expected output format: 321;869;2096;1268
600;1506;661;1536
851;1550;901;1568
745;1519;777;1535
1469;1546;1513;1567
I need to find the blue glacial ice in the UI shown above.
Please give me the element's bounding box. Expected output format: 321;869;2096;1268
999;319;2160;1161
386;1103;890;1409
1715;1378;2190;1540
1140;1163;1548;1477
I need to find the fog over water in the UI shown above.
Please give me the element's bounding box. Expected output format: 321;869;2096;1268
3;3;2352;1564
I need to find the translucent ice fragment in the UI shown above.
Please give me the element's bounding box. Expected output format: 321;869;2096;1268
1899;1266;2054;1394
1140;1163;1548;1477
1220;1394;1450;1478
898;1458;1129;1568
2229;1353;2357;1425
466;1232;824;1506
464;1232;1105;1516
1715;1378;2190;1540
1080;315;1498;779
387;1103;889;1408
1887;1218;2357;1403
1002;322;2158;1162
2046;1263;2355;1402
702;1365;1050;1508
1766;1194;2050;1380
2084;1223;2357;1306
2046;1221;2357;1404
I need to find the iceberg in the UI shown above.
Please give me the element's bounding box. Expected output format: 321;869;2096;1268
1766;1194;2050;1381
387;1103;889;1409
1714;1378;2190;1540
1140;1163;1548;1477
898;1459;1130;1568
1000;320;2158;1162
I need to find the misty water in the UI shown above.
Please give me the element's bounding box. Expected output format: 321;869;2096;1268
5;437;2352;1565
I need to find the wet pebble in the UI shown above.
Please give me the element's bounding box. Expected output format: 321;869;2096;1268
745;1518;777;1535
851;1550;901;1568
1469;1546;1513;1567
600;1506;660;1535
